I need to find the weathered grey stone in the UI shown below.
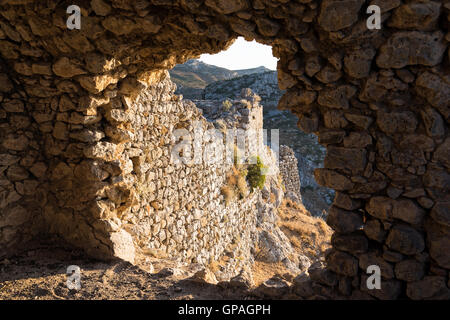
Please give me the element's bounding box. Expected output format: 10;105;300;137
327;206;363;234
318;0;364;32
0;205;30;228
2;99;24;113
407;276;450;300
297;113;319;133
6;165;29;181
109;229;135;263
254;276;290;298
377;32;446;69
324;146;367;175
360;275;402;300
2;134;29;151
363;219;386;242
359;252;394;279
343;132;372;148
395;259;425;282
255;18;280;37
53;57;86;78
416;72;450;120
204;0;247;14
29;162;47;178
69;129;105;143
386;225;425;255
430;202;450;228
278;89;316;110
0;154;20;166
433;138;450;170
344;113;373;130
383;249;404;263
323;110;348;129
423;167;450;190
326;250;359;277
318;130;346;145
314;169;354;191
292;273;314;298
333;192;361;211
344;48;376;79
388;2;441;31
91;0;112;16
332;233;368;254
317;86;356;110
377;111;418;134
392;199;426;225
424;219;450;269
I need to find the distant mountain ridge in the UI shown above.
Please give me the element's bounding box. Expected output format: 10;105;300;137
203;71;282;103
169;60;272;99
233;66;272;77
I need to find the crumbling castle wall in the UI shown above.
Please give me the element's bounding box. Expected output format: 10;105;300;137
279;145;302;199
0;0;449;299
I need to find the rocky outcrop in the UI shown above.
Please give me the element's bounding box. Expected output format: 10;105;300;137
0;0;448;300
204;71;282;104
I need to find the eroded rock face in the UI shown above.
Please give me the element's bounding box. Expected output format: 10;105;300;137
0;0;448;300
376;31;446;69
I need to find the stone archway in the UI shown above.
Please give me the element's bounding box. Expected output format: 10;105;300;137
0;0;448;299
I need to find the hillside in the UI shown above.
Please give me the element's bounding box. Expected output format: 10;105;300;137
203;71;281;103
169;60;272;99
234;66;272;77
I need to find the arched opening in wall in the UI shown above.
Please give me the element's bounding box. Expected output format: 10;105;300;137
0;0;447;301
170;37;333;217
169;37;333;284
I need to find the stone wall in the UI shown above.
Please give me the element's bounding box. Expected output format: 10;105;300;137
0;0;449;299
279;145;302;200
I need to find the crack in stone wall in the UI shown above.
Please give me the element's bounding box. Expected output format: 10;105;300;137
0;0;449;299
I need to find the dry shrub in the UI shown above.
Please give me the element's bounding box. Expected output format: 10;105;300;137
221;165;250;205
221;185;235;205
208;260;221;273
237;175;249;197
316;219;329;234
276;199;332;261
228;167;239;185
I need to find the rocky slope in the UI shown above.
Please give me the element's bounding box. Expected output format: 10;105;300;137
204;71;281;102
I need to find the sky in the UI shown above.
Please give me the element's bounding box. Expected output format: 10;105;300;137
199;37;278;71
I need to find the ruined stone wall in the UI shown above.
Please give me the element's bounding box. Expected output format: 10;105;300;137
279;145;302;199
115;76;268;277
0;57;45;253
0;0;449;299
44;72;269;280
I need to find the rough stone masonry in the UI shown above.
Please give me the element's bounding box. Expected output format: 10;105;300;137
0;0;449;300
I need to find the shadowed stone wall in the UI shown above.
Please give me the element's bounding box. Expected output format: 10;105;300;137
0;0;448;299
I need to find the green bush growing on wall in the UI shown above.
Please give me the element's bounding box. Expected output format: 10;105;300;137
246;156;266;192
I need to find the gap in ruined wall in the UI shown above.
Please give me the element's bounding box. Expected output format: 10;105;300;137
169;37;334;218
163;37;333;284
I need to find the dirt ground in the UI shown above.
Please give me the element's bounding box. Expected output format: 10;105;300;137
0;200;331;300
0;238;243;300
